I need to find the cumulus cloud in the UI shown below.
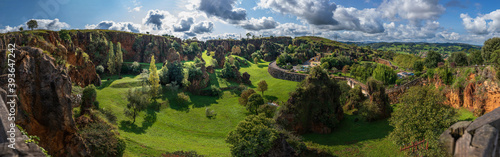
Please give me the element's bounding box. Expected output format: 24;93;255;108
460;9;500;35
173;17;194;32
437;31;461;41
379;0;445;25
256;0;338;25
191;21;214;34
445;0;467;8
0;18;70;33
85;21;141;33
128;6;143;12
317;7;384;34
254;23;310;37
142;9;175;30
239;17;279;31
197;0;247;22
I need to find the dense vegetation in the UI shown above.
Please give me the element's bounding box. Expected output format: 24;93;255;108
350;42;481;55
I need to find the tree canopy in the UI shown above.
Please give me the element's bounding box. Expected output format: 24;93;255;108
27;19;38;30
148;55;160;99
424;50;443;68
257;80;268;96
226;114;278;157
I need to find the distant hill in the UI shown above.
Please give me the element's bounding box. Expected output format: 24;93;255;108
343;42;481;55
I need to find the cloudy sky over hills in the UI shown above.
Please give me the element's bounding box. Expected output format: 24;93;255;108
0;0;499;45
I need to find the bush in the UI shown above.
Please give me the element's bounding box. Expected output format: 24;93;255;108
79;122;126;157
177;92;191;105
130;61;141;74
359;100;381;122
207;85;222;97
163;151;204;157
205;107;216;118
96;65;104;74
258;104;277;118
226;114;278;157
81;85;97;115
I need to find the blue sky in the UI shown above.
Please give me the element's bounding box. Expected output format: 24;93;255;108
0;0;499;45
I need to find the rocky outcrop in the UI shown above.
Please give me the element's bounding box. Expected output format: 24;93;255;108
0;47;89;156
440;107;500;156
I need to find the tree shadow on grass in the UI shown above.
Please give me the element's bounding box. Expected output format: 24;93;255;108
97;79;115;89
169;100;190;112
257;64;268;68
301;114;393;146
263;95;278;102
191;95;218;108
119;104;158;134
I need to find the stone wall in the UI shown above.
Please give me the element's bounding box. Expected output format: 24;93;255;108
268;61;307;82
440;107;500;156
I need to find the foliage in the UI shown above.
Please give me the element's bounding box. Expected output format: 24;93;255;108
27;19;38;30
187;63;203;81
359;100;381;122
81;85;97;115
277;66;342;132
424;50;443;68
124;88;150;123
115;42;124;75
159;63;169;85
468;49;483;65
449;51;468;66
412;60;424;72
276;53;299;66
393;53;420;70
148;55;160;99
167;61;185;85
482;37;500;63
350;63;376;82
389;86;457;156
100;108;117;124
206;85;222;97
79;122;126;157
320;55;353;70
342;65;350;74
226;114;278;157
176;92;191;105
163;151;204;157
205;107;216;119
59;29;71;42
96;65;104;74
257;80;268;96
344;85;366;111
258;104;277;118
221;61;236;79
372;64;397;85
364;79;391;121
107;41;116;74
247;93;264;114
438;65;454;85
426;68;435;80
239;89;256;106
130;61;142;74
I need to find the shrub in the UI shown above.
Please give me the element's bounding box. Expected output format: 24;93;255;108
239;89;256;106
359;100;381;122
247;94;264;114
226;114;278;157
81;85;97;115
207;85;222;97
176;92;191;105
258;104;277;118
130;61;141;74
163;151;204;157
79;122;126;157
205;107;216;118
96;65;104;74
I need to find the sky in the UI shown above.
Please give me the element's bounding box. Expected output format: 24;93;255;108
0;0;499;45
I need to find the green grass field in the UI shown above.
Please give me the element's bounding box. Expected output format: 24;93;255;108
97;58;298;156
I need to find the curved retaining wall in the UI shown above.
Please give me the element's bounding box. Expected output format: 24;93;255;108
268;61;307;82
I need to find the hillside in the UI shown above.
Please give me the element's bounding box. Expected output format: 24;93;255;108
345;42;481;55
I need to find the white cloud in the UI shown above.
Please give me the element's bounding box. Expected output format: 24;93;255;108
128;6;142;12
239;17;279;31
378;0;445;25
461;9;500;35
318;6;384;33
85;21;142;33
142;9;176;30
0;18;70;33
256;0;338;25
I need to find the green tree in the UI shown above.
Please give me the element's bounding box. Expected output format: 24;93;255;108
247;93;264;114
148;55;160;99
246;32;251;39
221;61;235;79
96;65;104;74
239;89;256;106
171;41;181;52
27;19;38;30
449;51;468;66
80;85;97;115
124;88;151;124
372;65;397;85
159;62;169;85
107;41;116;74
257;80;268;96
481;37;500;63
412;60;424;72
363;78;391;121
424;50;443;68
79;122;126;157
19;27;23;31
115;42;123;75
468;49;483;65
226;114;278;157
389;86;456;156
167;61;185;85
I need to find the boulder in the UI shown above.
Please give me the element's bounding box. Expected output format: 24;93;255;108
469;124;498;157
450;121;472;137
454;131;472;157
467;107;500;132
439;129;455;156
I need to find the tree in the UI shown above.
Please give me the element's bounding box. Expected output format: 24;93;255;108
449;51;468;66
27;20;38;30
481;37;500;63
19;27;23;31
148;55;160;99
159;62;169;85
412;60;424;72
389;86;456;155
372;65;397;85
107;41;116;74
246;33;251;39
253;80;267;97
247;93;264;114
342;65;350;74
424;50;443;68
96;65;104;74
226;114;278;157
131;61;141;74
80;85;97;115
171;41;181;52
167;61;185;85
468;49;483;65
221;61;235;79
115;42;123;75
239;89;256;106
276;66;343;133
124;88;151;124
364;78;391;121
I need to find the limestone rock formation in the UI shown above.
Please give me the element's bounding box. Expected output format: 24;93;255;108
440;107;500;156
0;47;89;156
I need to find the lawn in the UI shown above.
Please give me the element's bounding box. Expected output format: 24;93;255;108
96;59;298;156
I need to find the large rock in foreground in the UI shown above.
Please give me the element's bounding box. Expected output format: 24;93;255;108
440;107;500;157
1;47;89;156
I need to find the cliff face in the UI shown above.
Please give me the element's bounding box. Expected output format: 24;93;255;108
0;47;89;156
